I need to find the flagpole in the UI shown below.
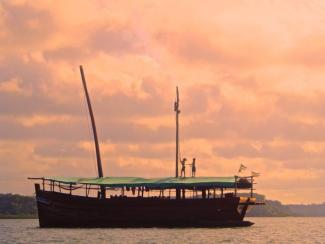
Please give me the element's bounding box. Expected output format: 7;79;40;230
175;86;180;178
174;86;181;200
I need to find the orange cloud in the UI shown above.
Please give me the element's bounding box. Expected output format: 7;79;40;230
2;0;325;203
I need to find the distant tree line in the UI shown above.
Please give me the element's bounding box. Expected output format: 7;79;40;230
0;194;37;218
247;193;325;217
247;194;293;217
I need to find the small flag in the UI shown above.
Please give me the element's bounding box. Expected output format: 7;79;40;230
251;171;260;177
238;163;247;173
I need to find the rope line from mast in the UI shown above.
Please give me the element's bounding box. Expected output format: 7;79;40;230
75;67;98;176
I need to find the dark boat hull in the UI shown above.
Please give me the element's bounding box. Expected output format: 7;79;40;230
35;188;254;228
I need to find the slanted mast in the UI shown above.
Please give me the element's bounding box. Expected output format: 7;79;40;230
79;65;104;178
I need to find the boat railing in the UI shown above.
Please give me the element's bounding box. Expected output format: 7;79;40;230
28;176;257;200
235;175;256;197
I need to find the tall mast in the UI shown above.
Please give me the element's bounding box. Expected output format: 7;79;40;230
174;86;180;178
79;65;104;178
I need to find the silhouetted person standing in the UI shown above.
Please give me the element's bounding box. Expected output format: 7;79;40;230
191;158;196;177
180;158;187;177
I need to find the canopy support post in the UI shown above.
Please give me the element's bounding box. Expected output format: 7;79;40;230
234;175;238;196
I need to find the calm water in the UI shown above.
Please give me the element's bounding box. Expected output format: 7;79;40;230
1;218;325;244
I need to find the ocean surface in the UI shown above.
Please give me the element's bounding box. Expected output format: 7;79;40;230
1;218;325;244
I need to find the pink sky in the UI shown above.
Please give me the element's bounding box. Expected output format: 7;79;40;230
1;0;325;203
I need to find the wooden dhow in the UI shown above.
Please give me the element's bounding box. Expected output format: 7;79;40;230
29;66;263;228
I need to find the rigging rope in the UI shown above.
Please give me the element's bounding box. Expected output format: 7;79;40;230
73;67;98;176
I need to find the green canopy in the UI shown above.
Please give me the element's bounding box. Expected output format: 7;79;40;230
43;176;251;189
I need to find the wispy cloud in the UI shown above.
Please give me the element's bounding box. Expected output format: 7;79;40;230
1;0;325;203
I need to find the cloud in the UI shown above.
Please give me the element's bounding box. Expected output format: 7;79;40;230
88;24;144;55
0;115;174;143
0;1;55;48
43;24;144;61
34;140;174;160
214;142;325;168
3;0;325;203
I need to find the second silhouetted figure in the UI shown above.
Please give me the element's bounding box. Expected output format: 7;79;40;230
191;158;196;177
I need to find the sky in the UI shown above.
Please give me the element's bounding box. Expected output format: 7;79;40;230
1;0;325;204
